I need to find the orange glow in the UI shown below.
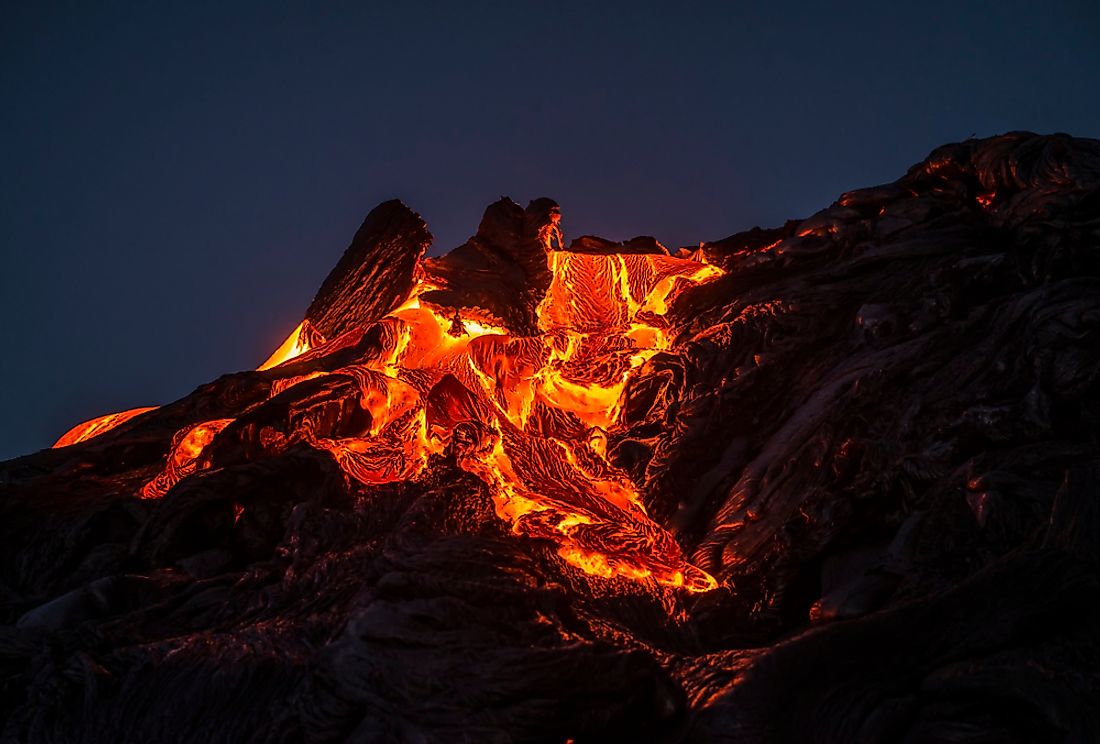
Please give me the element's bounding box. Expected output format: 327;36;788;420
357;250;720;591
241;250;726;590
52;406;158;448
258;319;326;370
140;419;233;499
93;246;724;591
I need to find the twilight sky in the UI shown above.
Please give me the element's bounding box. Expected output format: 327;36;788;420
2;1;1099;459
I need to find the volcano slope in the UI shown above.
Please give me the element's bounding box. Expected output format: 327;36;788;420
2;131;1099;743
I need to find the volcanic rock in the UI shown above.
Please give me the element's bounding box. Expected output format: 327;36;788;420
1;131;1098;743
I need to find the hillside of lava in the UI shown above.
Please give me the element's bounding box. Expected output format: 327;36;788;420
2;131;1100;743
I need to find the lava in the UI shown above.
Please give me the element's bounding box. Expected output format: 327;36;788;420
258;319;326;370
60;244;723;592
140;419;234;499
52;406;158;448
19;134;1100;741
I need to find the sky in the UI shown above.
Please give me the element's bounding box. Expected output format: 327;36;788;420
2;1;1099;459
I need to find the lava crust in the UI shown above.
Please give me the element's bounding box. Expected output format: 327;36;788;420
2;131;1099;743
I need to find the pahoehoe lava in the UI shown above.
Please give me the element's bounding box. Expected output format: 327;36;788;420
2;131;1099;742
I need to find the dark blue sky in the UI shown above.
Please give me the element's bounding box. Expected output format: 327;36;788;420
2;1;1098;459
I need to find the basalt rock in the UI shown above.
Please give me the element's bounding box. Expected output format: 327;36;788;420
1;131;1099;743
420;196;562;335
305;199;431;340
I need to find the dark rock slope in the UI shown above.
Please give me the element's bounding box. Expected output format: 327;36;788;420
2;132;1098;743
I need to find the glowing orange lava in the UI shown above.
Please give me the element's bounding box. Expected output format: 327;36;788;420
272;250;722;591
52;407;158;448
258;319;326;370
61;246;723;592
140;419;233;499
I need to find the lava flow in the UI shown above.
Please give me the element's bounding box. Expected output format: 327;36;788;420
20;134;1100;742
53;406;158;448
54;229;722;592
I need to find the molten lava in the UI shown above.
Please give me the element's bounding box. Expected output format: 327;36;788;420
53;407;158;448
141;419;234;499
59;246;723;592
258;319;326;370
